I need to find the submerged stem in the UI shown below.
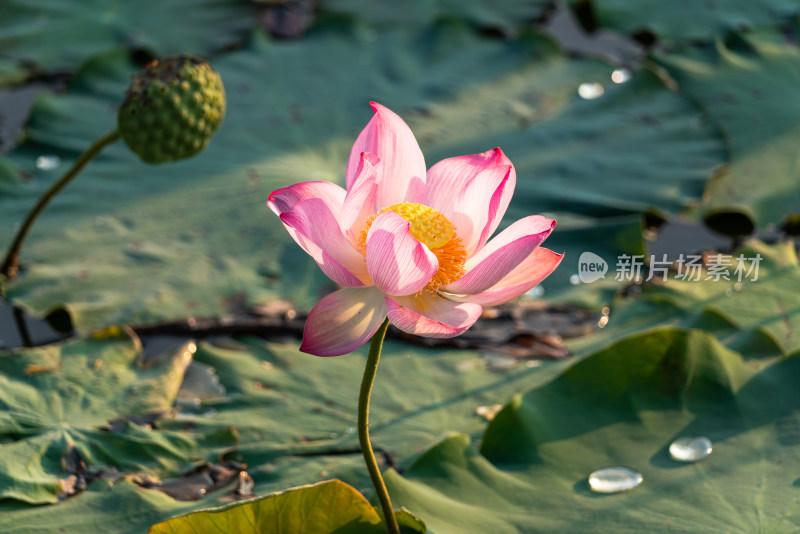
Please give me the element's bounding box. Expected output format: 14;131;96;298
1;129;121;281
358;318;400;534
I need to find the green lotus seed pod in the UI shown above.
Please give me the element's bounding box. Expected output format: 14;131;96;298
118;55;225;164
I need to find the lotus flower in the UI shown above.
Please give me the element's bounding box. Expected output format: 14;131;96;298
268;103;562;356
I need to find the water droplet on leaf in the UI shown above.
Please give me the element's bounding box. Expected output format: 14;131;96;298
578;82;604;100
669;436;712;462
611;68;631;84
36;155;61;171
588;467;643;493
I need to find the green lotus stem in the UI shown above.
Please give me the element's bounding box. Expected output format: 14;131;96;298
1;129;121;281
358;317;400;534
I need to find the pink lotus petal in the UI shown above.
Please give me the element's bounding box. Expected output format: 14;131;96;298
425;148;516;256
301;287;387;356
346;102;426;207
454;166;513;257
385;295;482;338
442;248;563;306
267;181;345;218
280;198;369;287
444;215;556;295
366;212;439;296
268;183;348;277
340;152;381;247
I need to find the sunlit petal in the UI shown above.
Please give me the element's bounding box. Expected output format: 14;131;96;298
301;288;387;356
280;198;369;287
444;216;555;295
346;102;426;207
442;248;563;306
386;294;482;338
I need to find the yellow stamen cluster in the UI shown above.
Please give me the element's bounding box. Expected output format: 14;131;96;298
359;203;467;295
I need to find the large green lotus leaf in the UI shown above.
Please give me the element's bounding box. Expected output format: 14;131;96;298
0;334;236;504
0;0;253;72
0;477;283;534
320;0;551;35
0;479;382;534
407;66;721;221
161;336;571;490
149;480;386;534
570;0;799;44
385;328;800;533
570;240;800;358
0;333;570;531
654;28;800;227
1;21;724;327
